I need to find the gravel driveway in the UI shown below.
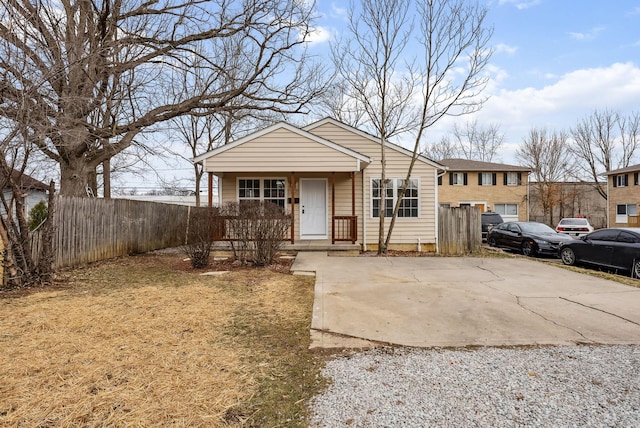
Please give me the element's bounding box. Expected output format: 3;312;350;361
310;345;640;427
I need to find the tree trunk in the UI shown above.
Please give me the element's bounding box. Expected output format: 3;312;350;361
60;157;95;197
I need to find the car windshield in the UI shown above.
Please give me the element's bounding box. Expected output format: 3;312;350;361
560;219;588;226
519;222;556;234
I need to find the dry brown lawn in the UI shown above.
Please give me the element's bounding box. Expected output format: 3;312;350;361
0;253;323;427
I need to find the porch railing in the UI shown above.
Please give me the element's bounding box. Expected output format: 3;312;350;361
332;216;357;244
211;215;358;244
628;215;639;226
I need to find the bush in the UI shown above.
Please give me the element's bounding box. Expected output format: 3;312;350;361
28;200;48;231
181;207;219;269
220;201;291;266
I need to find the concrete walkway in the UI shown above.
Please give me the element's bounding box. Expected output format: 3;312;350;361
292;253;640;349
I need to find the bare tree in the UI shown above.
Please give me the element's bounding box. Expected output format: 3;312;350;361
570;109;640;199
0;127;55;288
452;119;504;161
0;0;324;197
422;136;461;161
332;0;417;254
384;0;493;250
516;127;573;226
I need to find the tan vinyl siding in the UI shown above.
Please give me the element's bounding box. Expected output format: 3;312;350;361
309;122;437;246
204;128;359;172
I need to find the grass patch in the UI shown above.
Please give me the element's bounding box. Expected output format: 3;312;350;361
0;253;326;427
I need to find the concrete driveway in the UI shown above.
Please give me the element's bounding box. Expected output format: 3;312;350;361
291;253;640;349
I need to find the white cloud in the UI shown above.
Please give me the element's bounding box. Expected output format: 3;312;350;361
307;26;332;44
424;62;640;162
497;0;542;10
495;43;518;55
330;3;347;19
568;26;605;41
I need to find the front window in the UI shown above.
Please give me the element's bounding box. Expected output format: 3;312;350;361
451;172;465;185
372;178;419;218
615;175;628;187
506;172;519;186
616;203;637;224
480;172;494;186
494;203;518;217
238;178;286;208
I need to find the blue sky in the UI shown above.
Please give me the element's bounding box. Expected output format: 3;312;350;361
309;0;640;163
117;0;640;192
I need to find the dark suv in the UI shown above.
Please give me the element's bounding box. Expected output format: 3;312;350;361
481;212;504;242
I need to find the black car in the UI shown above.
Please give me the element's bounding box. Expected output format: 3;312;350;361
559;228;640;277
481;212;504;242
488;221;574;257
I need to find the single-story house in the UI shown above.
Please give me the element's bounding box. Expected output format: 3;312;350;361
437;159;531;223
605;164;640;227
193;118;445;251
1;169;49;217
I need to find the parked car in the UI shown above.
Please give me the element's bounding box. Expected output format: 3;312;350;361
481;212;504;242
555;217;594;237
559;228;640;277
488;221;574;257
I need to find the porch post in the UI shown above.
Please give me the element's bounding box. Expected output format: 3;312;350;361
290;173;295;244
331;173;336;244
208;172;213;207
351;171;356;244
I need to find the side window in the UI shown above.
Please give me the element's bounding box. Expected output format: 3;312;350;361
507;223;520;233
588;230;620;241
618;232;640;244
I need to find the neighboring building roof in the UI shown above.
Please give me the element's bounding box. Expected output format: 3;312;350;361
1;169;48;191
192;121;372;164
605;163;640;175
439;158;531;172
304;117;446;171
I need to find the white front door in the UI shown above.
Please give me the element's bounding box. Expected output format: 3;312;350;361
300;179;327;239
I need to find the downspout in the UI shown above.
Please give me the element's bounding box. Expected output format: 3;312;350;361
362;169;367;252
435;167;447;254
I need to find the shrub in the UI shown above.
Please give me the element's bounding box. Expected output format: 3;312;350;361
28;200;48;231
181;207;219;269
220;201;291;266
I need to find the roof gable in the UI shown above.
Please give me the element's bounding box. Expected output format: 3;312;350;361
193;121;371;164
304;117;445;170
1;169;48;191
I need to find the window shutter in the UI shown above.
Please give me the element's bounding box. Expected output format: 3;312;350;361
463;173;468;185
517;172;522;185
613;176;617;188
449;173;453;185
478;173;482;185
634;172;639;185
492;173;497;185
438;176;442;185
503;173;508;185
625;174;629;186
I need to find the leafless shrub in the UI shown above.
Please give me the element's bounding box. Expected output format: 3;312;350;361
181;207;219;269
220;201;290;266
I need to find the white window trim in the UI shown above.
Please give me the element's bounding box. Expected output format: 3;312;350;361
506;172;519;186
494;203;519;217
616;175;627;187
481;172;493;186
237;177;288;209
452;172;465;186
616;203;637;224
370;178;420;219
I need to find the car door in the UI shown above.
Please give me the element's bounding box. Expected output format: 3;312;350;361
581;229;619;266
505;223;523;250
610;231;640;271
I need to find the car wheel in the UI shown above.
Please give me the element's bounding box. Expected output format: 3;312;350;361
633;259;640;279
522;241;536;257
488;236;497;247
560;247;576;266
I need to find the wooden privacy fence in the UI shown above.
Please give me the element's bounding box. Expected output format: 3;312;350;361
33;196;203;268
438;206;481;255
